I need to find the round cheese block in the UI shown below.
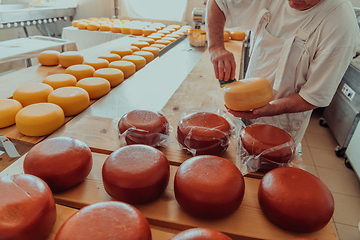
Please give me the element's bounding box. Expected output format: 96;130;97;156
118;109;170;146
258;167;334;233
231;31;246;41
59;51;84;68
102;144;170;204
155;39;171;45
13;83;53;107
162;37;176;42
164;27;175;33
83;58;109;70
111;25;122;33
100;17;110;21
15;102;65;136
170;228;232;240
108;60;136;79
47;87;90;116
168;25;181;31
76;77;111;99
71;20;79;27
133;51;154;63
152;22;166;29
77;22;88;30
38;50;60;66
42;73;77;89
158;29;170;35
93;68;125;87
122;55;147;71
24;137;93;192
130;45;140;52
65;64;96;81
143;28;157;36
87;22;100;31
54;201;151;240
122;26;131;34
224;77;273;111
176;112;232;156
240;124;296;170
139;37;156;45
131;41;150;49
99;24;112;31
150;43;166;50
131;27;143;35
171;32;183;38
174;155;245;219
110;47;132;58
141;46;160;58
0;99;22;128
0;174;56;240
147;35;163;41
98;53;121;63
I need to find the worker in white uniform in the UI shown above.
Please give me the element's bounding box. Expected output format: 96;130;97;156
206;0;360;147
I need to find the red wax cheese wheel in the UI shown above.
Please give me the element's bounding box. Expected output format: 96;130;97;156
102;144;170;204
258;167;334;233
118;109;170;146
170;228;232;240
240;124;296;170
177;112;232;155
55;201;151;240
174;155;245;219
0;174;56;240
23;137;93;192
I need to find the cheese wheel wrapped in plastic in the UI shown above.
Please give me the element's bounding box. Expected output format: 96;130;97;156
170;228;232;240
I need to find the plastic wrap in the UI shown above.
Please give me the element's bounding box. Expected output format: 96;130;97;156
176;107;236;156
114;109;172;148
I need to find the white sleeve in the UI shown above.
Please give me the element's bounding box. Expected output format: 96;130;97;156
214;0;271;30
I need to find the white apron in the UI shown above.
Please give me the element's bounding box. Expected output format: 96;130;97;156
245;0;346;146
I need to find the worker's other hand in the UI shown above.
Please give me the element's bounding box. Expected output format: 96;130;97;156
209;46;236;81
225;102;277;119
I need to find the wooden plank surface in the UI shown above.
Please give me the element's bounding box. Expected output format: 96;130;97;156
0;152;337;240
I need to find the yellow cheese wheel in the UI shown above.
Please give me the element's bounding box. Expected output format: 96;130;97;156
48;87;90;116
164;27;175;33
224;78;273;111
130;46;140;52
231;31;246;41
13;83;53;107
152;22;166;29
65;64;96;81
93;68;125;87
143;28;157;36
131;27;143;36
42;74;77;89
168;25;181;30
59;51;84;68
83;58;109;70
0;99;22;128
173;31;185;36
111;26;122;33
147;35;162;41
162;37;176;42
166;33;181;39
110;48;132;58
99;24;112;31
100;17;110;21
77;22;88;30
89;17;99;21
76;77;111;99
141;47;160;58
122;26;131;34
122;55;146;71
139;38;155;45
155;39;171;45
38;50;60;66
133;51;154;63
158;30;170;35
15;103;65;136
87;22;100;31
72;20;79;27
224;31;230;42
131;41;150;49
98;53;121;63
150;44;166;50
108;60;136;79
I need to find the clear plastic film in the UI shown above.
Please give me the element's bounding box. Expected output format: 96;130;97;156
176;106;236;156
113;110;172;148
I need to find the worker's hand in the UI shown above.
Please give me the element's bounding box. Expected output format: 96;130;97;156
209;46;236;81
225;101;280;119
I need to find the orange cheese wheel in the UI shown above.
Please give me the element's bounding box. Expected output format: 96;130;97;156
42;73;77;89
174;155;245;219
15;103;65;136
168;24;181;30
54;201;151;240
170;228;232;240
0;99;22;128
167;33;181;39
76;77;111;99
24;137;93;192
83;58;109;70
164;27;175;33
110;47;132;58
102;145;170;204
72;20;79;27
108;60;136;79
98;53;121;63
176;112;232;155
158;29;170;35
77;22;88;30
258;167;334;233
38;50;60;66
150;43;166;50
139;37;156;45
231;30;246;41
111;25;122;33
224;77;273;111
162;37;176;42
47;87;90;116
93;68;125;87
121;26;131;34
87;22;100;31
122;55;146;71
59;51;84;68
142;28;157;36
99;24;112;31
65;64;96;81
147;35;162;41
130;27;143;35
141;46;160;57
0;174;56;240
131;41;150;49
13;83;53;107
130;45;140;52
133;51;154;63
155;39;171;45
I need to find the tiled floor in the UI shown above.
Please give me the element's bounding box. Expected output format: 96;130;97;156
302;108;360;240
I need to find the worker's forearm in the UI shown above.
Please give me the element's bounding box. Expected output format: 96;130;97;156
263;93;317;115
206;0;226;50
